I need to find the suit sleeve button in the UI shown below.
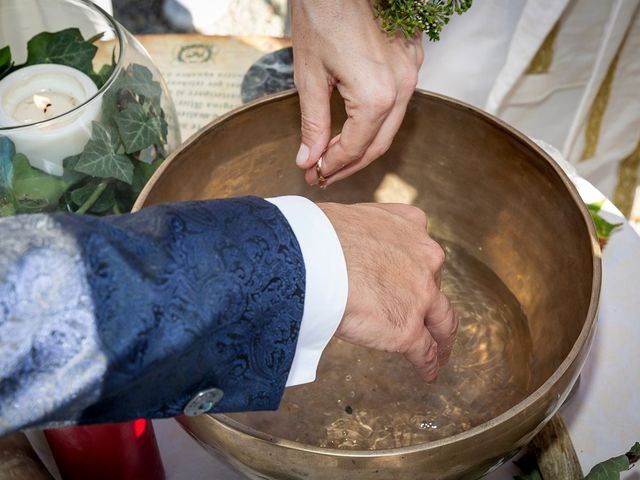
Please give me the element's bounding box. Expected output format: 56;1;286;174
183;388;224;416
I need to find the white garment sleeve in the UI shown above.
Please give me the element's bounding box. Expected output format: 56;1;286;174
266;196;348;387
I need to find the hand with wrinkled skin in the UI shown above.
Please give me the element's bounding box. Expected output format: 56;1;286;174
292;0;423;186
319;202;457;381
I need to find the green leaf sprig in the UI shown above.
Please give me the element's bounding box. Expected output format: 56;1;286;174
514;442;640;480
587;200;623;248
0;29;169;216
0;46;13;78
0;28;113;88
373;0;473;40
584;442;640;480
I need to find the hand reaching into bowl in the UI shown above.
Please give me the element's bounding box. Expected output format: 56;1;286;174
292;0;423;186
319;202;457;382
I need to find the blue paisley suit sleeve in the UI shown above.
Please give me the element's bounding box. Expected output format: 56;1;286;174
0;197;305;435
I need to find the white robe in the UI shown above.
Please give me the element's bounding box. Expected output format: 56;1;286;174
419;0;640;208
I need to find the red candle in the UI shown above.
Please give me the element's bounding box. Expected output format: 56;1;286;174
44;420;165;480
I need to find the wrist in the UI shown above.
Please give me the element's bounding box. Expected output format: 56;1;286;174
266;197;348;386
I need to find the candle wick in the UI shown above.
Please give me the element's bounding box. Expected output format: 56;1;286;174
33;94;53;114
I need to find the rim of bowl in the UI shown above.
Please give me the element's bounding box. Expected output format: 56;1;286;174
0;0;125;131
136;88;602;457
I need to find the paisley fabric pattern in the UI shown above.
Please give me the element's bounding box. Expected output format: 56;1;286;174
0;197;305;436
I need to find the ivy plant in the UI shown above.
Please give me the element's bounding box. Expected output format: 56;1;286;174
0;28;169;216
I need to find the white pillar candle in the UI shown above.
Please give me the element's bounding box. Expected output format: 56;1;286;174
0;64;102;176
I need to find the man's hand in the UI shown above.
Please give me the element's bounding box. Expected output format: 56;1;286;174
319;203;457;382
292;0;423;186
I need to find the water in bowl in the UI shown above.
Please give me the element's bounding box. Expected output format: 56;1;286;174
228;240;534;450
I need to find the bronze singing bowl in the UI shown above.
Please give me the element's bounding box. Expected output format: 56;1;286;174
134;90;601;479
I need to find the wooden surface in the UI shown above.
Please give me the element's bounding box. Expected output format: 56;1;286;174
531;415;583;479
0;433;52;480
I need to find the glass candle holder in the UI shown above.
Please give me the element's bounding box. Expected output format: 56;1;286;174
0;0;181;216
0;1;181;478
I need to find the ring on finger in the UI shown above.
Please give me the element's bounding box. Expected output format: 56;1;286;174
316;157;328;189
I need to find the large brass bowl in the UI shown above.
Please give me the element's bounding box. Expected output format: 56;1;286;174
134;90;601;479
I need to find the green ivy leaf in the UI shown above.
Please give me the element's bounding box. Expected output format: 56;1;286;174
0;198;16;217
583;442;640;480
69;182;115;213
0;45;13;78
586;200;623;245
584;456;631;479
26;28;97;74
160;111;169;140
628;442;640;460
119;64;162;100
91;62;115;89
592;215;622;241
75;122;134;184
12;154;74;213
92;46;117;89
61;154;86;185
587;200;604;213
101;122;122;151
100;85;136;130
132;157;162;195
114;103;164;154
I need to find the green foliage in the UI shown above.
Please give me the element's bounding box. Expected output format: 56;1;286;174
0;46;13;77
75;122;134;184
117;63;162;99
0;30;170;216
12;154;78;213
374;0;473;40
26;28;97;73
132;157;162;196
514;442;640;480
587;201;623;245
584;443;640;480
70;181;114;214
93;62;115;89
114;103;164;154
0;139;87;216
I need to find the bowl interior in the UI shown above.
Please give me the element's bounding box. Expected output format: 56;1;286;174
137;90;598;448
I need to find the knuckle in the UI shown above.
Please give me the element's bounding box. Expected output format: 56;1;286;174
360;74;397;115
406;205;428;227
399;68;419;94
424;341;438;363
428;242;446;270
441;304;458;339
421;273;438;297
396;337;413;354
342;142;367;160
370;89;396;114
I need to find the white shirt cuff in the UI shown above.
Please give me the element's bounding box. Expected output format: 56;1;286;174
266;196;348;386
